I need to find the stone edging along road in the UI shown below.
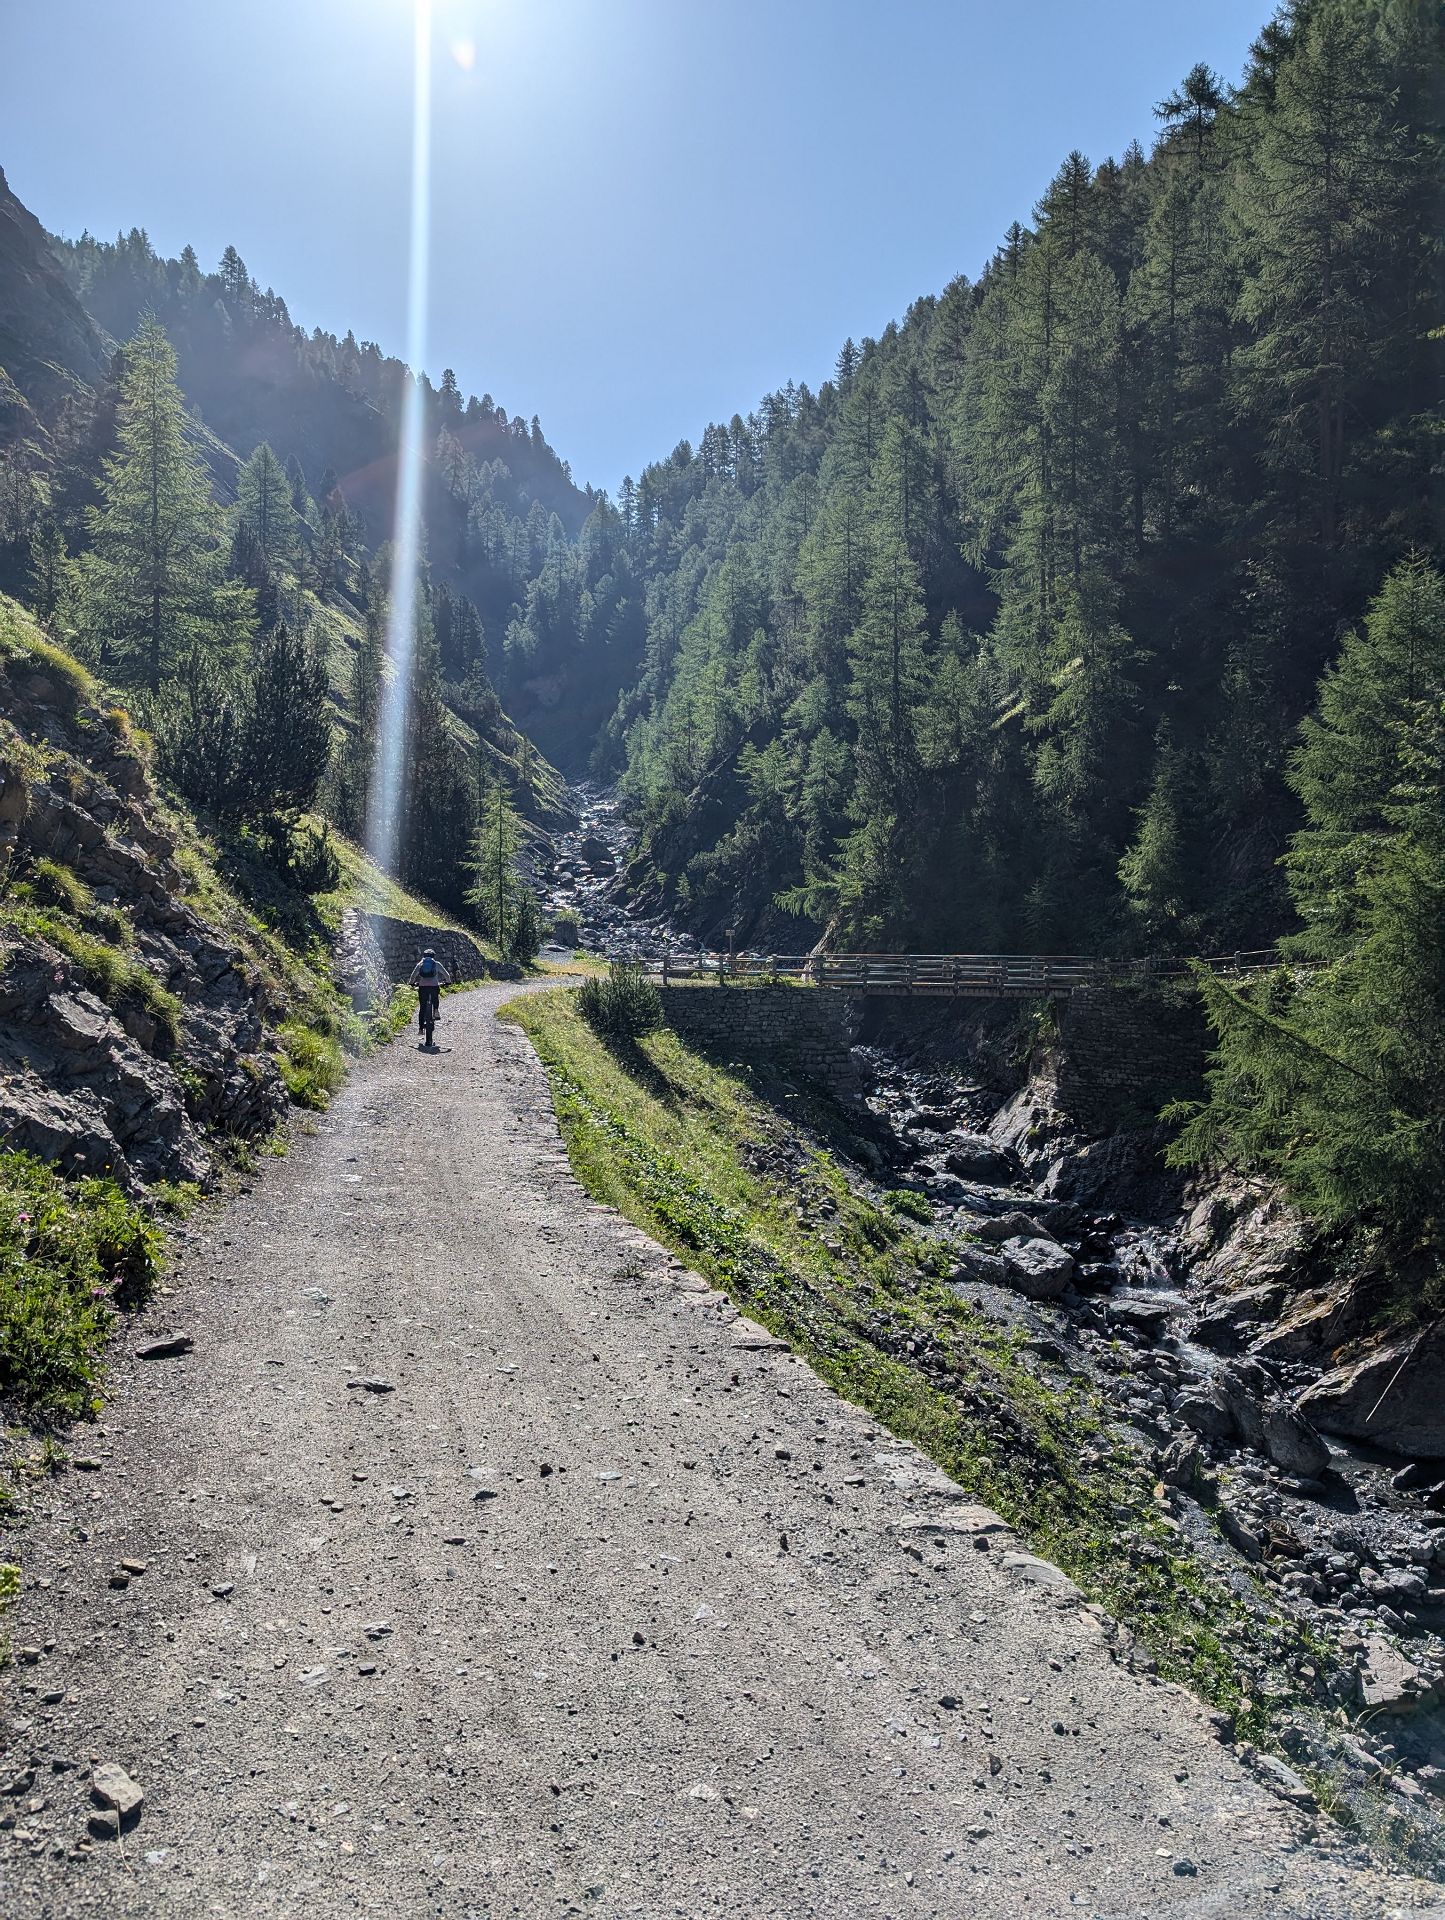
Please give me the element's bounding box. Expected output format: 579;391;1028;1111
1;983;1435;1918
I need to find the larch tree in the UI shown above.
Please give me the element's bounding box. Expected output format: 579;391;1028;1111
1233;0;1406;554
236;442;297;571
84;317;247;690
240;622;332;848
1169;559;1445;1253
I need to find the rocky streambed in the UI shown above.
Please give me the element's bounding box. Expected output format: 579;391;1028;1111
853;1037;1445;1860
540;785;700;965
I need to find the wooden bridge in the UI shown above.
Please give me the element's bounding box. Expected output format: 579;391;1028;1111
654;948;1292;999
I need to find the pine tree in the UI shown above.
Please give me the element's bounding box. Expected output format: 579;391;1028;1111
1033;588;1139;835
1169;560;1445;1258
28;519;71;629
235;442;296;571
1118;729;1202;939
1233;1;1407;554
332;601;384;838
1286;555;1445;954
153;646;249;818
465;779;537;957
284;452;310;517
1154;63;1225;173
393;594;479;910
0;450;41;549
239;622;332;847
84;318;247;689
846;536;927;803
219;244;250;304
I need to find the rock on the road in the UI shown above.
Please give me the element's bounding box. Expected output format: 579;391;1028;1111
90;1763;144;1821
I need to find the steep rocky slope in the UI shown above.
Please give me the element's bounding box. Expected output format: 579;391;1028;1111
0;596;325;1193
0;165;108;456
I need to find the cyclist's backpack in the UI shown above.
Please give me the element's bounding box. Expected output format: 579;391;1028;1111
420;955;437;978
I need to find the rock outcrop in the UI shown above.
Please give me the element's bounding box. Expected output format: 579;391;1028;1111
0;164;109;453
0;618;289;1191
1298;1325;1445;1458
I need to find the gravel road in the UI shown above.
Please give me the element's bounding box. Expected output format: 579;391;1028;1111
2;983;1438;1919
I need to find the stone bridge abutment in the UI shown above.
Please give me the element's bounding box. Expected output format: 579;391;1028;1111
657;979;1207;1126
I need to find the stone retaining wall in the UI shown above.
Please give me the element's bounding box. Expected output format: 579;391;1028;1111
667;979;1208;1127
334;909;497;1010
1049;984;1208;1130
866;984;1206;1129
659;984;863;1088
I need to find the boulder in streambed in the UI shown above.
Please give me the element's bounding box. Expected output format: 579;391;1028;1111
1189;1282;1289;1352
971;1210;1053;1245
1158;1433;1214;1496
1103;1292;1173;1339
951;1245;1009;1287
1167;1361;1331;1478
1172;1383;1237;1441
1257;1400;1332;1481
943;1134;1020;1185
998;1236;1075;1300
1214;1361;1332;1479
1298;1322;1445;1458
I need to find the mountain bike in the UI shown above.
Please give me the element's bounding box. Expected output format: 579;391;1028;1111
418;984;440;1049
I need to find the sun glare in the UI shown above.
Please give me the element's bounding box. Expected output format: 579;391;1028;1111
365;0;433;878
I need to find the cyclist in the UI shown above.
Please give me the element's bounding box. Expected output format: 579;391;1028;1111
408;948;451;1044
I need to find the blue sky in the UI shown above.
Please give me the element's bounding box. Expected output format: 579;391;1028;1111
2;0;1270;494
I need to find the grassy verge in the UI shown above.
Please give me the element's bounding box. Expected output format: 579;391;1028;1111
504;987;1322;1736
309;831;498;946
0;1150;165;1423
538;951;610;978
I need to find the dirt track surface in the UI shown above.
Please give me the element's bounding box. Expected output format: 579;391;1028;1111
3;983;1439;1919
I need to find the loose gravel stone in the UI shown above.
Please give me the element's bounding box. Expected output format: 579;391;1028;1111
89;1765;143;1821
134;1336;194;1360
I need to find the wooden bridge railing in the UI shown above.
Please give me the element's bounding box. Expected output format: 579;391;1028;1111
652;948;1293;999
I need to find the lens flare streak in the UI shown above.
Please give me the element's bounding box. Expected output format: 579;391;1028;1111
366;0;433;878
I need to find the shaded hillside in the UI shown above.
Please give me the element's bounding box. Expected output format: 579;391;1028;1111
0;164;107;456
0;169;605;784
8;207;655;776
0;171;575;940
47;226;594;650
